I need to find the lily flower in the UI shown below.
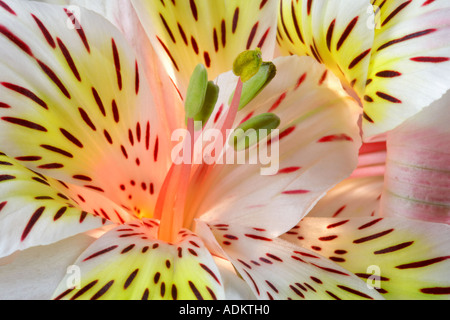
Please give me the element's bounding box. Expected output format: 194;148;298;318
0;0;385;300
277;0;450;299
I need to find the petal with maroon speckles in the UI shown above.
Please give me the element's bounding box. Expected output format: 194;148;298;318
0;0;170;219
52;219;224;300
131;0;278;96
363;0;450;138
197;220;383;300
0;152;105;258
282;216;450;299
277;0;374;96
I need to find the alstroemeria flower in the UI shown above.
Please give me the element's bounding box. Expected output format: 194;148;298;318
0;0;388;300
277;0;450;299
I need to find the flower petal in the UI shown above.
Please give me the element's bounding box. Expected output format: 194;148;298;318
71;0;186;133
52;219;225;300
0;1;170;219
197;220;383;300
363;0;450;138
282;217;450;299
131;0;278;95
194;56;362;237
381;90;450;223
0;233;95;300
0;152;105;258
307;141;386;218
277;0;374;96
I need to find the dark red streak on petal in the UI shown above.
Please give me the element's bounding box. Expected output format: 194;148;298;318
21;206;45;241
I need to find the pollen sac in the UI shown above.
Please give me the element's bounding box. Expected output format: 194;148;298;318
233;48;263;82
232;62;276;110
185;64;208;118
193;81;219;130
229;113;280;151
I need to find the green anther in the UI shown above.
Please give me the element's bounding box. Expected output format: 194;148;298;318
229;113;280;151
233;48;262;82
193;81;219;130
229;62;276;110
185;64;208;118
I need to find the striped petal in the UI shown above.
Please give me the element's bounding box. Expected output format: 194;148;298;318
380;90;450;223
195;56;362;237
363;0;450;138
277;0;374;96
131;0;278;96
282;217;450;299
0;1;170;219
0;152;105;258
197;221;383;300
52;219;225;300
70;0;186;133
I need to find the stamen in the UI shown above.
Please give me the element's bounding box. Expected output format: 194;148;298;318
233;48;262;82
192;81;219;130
230;62;276;110
229;112;280;151
185;64;208;118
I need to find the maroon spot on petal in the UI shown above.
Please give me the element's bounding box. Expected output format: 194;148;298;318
189;0;198;21
318;134;353;143
244;234;272;241
32;14;55;48
282;189;310;195
70;280;98;300
377;29;436;51
374;241;414;254
420;287;450;295
410;56;450;63
376;70;402;78
246;22;259;49
268;92;287;112
295;73;307;90
57;38;81;81
326;19;335;51
64;8;90;53
381;0;412;27
278;166;301;174
257;27;270;49
348;49;371;69
327;220;349;229
21;207;45;241
157;36;179;71
353;229;394;244
232;7;239;33
2;82;47;109
376;91;401;103
0;25;33;56
91;280;114;300
111;39;122;90
358;218;383;230
0;1;16;15
396;256;450;269
92;87;106;116
60;128;83;148
37;60;71;99
337;285;374;299
337;17;358;51
319;235;338;241
199;263;221;284
41;144;73;158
